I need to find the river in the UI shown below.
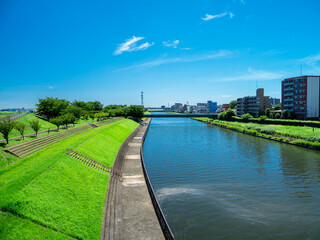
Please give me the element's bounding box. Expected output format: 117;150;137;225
143;116;320;240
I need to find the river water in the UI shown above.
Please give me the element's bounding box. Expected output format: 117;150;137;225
143;117;320;240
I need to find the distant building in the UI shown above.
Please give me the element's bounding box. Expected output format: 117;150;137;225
171;103;183;112
281;75;320;119
237;88;271;117
196;103;207;113
207;100;217;113
221;104;230;112
270;97;280;106
189;105;196;113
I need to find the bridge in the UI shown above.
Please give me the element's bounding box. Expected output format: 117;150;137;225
144;113;218;118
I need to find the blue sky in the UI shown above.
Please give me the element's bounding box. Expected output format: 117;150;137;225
1;0;320;108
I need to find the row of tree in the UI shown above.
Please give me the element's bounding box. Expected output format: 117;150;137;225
0;118;41;144
36;97;144;121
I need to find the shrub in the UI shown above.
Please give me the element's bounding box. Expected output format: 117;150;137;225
225;109;236;121
218;112;226;120
241;113;253;121
258;115;268;122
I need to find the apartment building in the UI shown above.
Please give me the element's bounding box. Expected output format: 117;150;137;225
281;76;320;119
207;100;217;113
270;97;280;106
237;88;271;117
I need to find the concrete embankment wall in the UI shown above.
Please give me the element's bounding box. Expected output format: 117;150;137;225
101;118;174;240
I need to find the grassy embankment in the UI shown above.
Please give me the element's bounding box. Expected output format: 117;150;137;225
194;117;320;149
0;119;139;240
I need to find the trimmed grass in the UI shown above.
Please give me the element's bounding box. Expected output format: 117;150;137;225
0;119;139;239
0;211;72;240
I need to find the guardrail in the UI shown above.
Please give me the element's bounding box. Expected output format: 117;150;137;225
140;118;175;240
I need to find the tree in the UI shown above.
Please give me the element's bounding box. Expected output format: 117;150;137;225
0;118;15;144
275;113;281;119
50;116;63;130
218;111;226;120
225;108;236;121
61;113;75;129
273;104;282;110
265;108;271;118
62;105;83;119
88;101;103;111
30;119;41;137
36;97;69;119
281;110;289;119
15;122;26;140
128;105;144;118
229;100;237;109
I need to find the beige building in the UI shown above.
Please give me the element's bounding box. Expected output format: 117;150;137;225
237;88;271;117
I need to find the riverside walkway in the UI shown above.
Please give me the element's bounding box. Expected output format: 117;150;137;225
101;118;171;240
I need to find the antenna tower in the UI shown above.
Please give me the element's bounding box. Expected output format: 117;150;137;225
141;91;144;107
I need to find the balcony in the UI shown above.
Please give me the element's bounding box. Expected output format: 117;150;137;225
284;93;293;96
283;98;293;101
284;81;293;86
284;103;293;107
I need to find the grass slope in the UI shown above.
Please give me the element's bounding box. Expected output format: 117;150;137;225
0;113;56;140
0;119;139;239
0;211;73;240
194;117;320;149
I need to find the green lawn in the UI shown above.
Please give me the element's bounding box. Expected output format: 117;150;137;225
0;119;139;239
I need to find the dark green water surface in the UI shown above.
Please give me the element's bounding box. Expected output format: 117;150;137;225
143;117;320;240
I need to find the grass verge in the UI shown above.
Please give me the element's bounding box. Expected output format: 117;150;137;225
193;117;320;150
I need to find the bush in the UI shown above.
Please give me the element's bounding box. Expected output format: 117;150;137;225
218;112;226;120
258;115;268;122
241;113;253;121
225;109;236;121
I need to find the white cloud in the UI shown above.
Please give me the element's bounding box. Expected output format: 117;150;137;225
297;54;320;72
114;36;154;55
181;47;192;50
117;50;234;71
201;12;234;21
221;68;285;82
47;86;55;90
163;40;180;48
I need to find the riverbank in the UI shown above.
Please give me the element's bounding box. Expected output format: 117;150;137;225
0;119;139;240
193;117;320;150
101;118;170;240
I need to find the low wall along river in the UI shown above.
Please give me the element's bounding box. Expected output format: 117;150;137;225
143;116;320;240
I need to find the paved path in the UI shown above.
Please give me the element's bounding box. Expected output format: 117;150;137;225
101;119;164;240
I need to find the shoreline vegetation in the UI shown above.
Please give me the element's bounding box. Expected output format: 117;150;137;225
193;117;320;150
